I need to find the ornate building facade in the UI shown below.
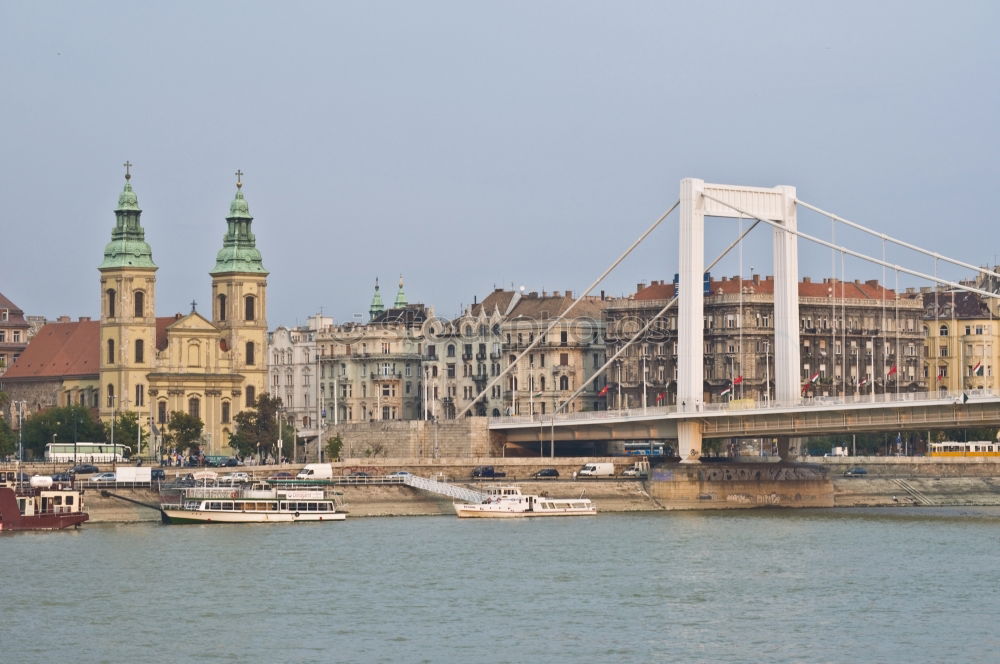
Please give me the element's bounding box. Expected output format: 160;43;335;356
97;169;268;455
604;275;926;407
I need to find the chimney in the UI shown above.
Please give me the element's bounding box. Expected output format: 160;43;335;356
78;316;90;322
753;274;761;284
565;290;573;298
552;290;560;298
802;277;811;284
636;283;646;292
600;290;605;300
57;315;71;323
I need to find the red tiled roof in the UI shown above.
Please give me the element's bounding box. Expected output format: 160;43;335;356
2;320;99;380
634;277;898;301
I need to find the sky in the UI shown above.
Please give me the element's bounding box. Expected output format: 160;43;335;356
2;1;998;327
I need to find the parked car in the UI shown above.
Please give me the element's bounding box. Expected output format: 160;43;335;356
151;469;166;481
51;472;75;483
844;467;868;477
90;472;117;484
348;472;370;478
388;471;412;477
268;471;294;480
531;468;560;479
471;465;506;478
69;464;100;475
221;472;251;483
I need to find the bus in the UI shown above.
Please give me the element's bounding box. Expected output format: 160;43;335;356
622;442;666;456
928;441;1000;458
45;442;131;463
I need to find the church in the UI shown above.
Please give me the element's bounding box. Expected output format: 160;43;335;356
98;166;268;456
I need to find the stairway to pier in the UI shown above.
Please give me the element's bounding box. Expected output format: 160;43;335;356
403;475;487;503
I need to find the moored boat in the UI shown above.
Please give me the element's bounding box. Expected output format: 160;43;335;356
453;485;596;518
160;482;346;524
0;474;90;532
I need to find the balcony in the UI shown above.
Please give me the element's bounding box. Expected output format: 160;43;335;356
370;372;403;381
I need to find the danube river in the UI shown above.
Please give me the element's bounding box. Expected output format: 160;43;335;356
4;508;1000;663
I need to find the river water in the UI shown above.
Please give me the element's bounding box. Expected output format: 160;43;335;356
4;508;1000;663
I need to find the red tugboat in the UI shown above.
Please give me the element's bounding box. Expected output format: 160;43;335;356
0;471;89;532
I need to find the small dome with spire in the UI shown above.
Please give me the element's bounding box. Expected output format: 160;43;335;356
369;277;385;320
394;275;408;308
116;181;140;211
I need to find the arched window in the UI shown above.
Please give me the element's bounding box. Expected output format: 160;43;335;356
447;344;455;357
221;401;231;424
246;385;256;407
135;339;144;363
157;400;167;424
107;339;115;364
106;289;116;318
188;397;200;420
106;384;115;408
540;375;546;391
135;383;144;407
134;291;145;318
246;341;255;366
217;293;227;322
244;295;255;321
939;325;949;336
559;375;569;390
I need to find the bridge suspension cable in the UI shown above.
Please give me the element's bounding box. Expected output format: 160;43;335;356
455;199;680;419
703;194;1000;301
552;219;763;415
796;198;1000;284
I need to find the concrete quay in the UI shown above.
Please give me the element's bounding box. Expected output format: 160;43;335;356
62;456;1000;522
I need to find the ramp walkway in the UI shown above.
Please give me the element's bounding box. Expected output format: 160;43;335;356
403;475;487;503
893;479;935;505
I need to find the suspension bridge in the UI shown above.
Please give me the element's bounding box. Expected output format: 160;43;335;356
473;178;1000;461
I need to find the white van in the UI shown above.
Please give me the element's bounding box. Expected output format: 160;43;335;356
296;463;334;480
578;462;615;478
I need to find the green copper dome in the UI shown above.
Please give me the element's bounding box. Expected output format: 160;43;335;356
99;176;157;270
210;182;268;275
369;278;385;320
394;275;407;307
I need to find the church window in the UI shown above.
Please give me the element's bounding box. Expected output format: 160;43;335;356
246;341;255;366
939;325;949;336
135;339;144;363
188;343;200;367
107;289;116;318
221;401;231;424
188;397;200;420
134;291;145;318
244;295;256;321
246;385;256;407
157;400;167;424
218;294;227;322
559;376;569;390
135;384;144;407
107;339;115;364
107;384;115;408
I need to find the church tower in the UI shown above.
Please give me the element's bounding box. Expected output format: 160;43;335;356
210;171;268;414
369;278;385;321
98;162;157;425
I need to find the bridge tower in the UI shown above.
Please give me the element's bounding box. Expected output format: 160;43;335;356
677;179;800;461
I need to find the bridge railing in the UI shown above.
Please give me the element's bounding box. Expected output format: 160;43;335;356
490;388;996;426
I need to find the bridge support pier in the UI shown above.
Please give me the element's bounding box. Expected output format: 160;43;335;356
777;437;791;462
677;420;703;463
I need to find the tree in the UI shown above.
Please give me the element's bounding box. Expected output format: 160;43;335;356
0;417;15;459
230;393;289;460
20;405;106;460
165;411;204;455
325;434;343;461
105;411;148;458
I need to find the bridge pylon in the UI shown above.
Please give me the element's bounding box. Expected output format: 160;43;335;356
677;179;800;461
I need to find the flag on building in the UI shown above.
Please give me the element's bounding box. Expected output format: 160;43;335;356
532;391;543;398
936;372;943;381
886;365;897;377
973;361;984;376
720;386;732;397
858;377;869;388
597;384;610;396
808;371;820;383
733;375;744;385
149;416;160;438
655;392;666;403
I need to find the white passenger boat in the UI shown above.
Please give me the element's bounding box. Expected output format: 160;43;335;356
160;483;346;524
453;485;596;518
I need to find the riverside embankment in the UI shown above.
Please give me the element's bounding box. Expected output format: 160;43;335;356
45;455;1000;522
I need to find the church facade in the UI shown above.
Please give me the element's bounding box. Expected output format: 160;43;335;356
98;168;268;456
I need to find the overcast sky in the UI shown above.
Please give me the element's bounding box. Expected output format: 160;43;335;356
3;1;998;327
